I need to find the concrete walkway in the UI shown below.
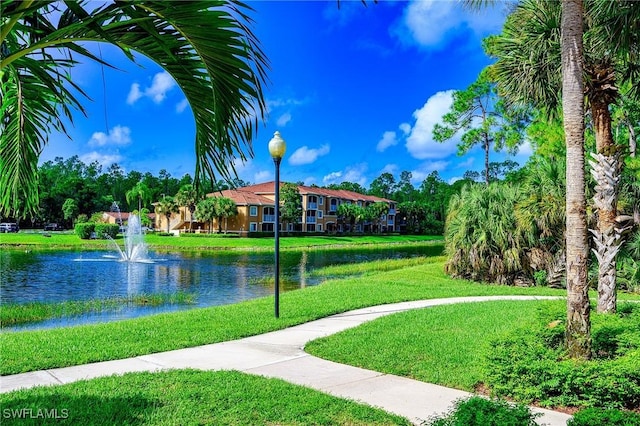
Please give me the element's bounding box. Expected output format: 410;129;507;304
1;295;571;425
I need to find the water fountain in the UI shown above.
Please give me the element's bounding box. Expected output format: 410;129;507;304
106;202;152;263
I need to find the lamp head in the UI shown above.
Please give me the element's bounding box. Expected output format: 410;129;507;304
268;131;287;159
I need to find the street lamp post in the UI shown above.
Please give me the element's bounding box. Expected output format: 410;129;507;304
268;131;286;318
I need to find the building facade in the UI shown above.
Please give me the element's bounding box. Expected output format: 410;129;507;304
156;181;397;236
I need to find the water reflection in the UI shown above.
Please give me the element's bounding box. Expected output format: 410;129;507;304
0;244;442;330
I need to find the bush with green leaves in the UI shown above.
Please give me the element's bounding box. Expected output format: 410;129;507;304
94;223;119;239
444;183;531;285
485;302;640;409
422;396;539;426
74;223;95;239
567;407;640;426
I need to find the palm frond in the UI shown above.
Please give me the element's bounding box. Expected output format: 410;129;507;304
1;0;268;217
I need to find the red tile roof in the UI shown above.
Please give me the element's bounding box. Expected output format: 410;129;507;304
239;181;394;204
206;189;274;206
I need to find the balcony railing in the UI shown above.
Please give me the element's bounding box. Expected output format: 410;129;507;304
263;214;275;222
388;208;396;215
387;220;395;225
308;202;318;210
306;216;317;224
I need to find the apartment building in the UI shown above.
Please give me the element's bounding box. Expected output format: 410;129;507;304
159;181;397;235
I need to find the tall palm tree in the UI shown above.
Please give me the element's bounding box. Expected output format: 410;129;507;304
174;184;201;232
125;181;152;213
486;0;640;314
1;1;268;218
561;0;591;359
154;195;179;234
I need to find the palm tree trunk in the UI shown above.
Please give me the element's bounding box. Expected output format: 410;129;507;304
590;97;621;313
484;134;490;185
562;0;591;360
628;123;636;158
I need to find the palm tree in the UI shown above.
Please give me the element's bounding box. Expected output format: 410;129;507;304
154;196;179;234
195;197;217;233
1;1;268;218
472;0;591;358
174;184;201;232
514;157;566;287
125;181;152;213
486;0;640;314
561;0;591;359
213;196;237;234
445;182;529;285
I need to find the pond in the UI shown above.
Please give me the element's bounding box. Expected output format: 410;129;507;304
0;244;443;330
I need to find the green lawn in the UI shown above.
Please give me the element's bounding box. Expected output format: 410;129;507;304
0;259;568;375
0;370;410;425
0;231;441;251
305;299;561;391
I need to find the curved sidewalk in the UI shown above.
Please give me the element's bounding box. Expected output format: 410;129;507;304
1;295;571;425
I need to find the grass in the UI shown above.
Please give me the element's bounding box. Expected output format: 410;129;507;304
0;370;410;425
0;292;197;326
0;260;570;376
0;231;441;251
305;299;559;391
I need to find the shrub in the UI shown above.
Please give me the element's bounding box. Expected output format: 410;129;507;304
484;303;640;410
94;223;119;239
74;222;95;239
567;407;640;426
422;396;539;426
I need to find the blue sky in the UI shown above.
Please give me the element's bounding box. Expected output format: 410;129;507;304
41;1;530;187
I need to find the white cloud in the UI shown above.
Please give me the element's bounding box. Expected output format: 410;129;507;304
88;125;132;147
397;0;506;49
253;170;271;182
303;176;317;186
380;164;398;175
176;99;189;114
127;83;142;105
376;131;398;152
322;171;342;184
277;112;292;127
405;91;459;160
448;176;464;185
399;122;411;135
457;157;475;169
289;144;330;166
80;152;122;168
410;160;450;183
322;163;368;186
127;72;176;105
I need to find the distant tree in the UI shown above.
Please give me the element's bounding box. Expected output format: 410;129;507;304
175;184;202;232
154;196;179;234
126;181;152;213
366;202;389;233
338;203;365;233
195;197;217;233
62;198;78;226
280;183;303;230
488;160;520;182
462;170;481;182
212;197;238;233
433;68;529;185
394;171;417;202
326;182;367;195
369;173;396;199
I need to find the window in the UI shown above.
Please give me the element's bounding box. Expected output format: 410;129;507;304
318;211;323;219
316;224;323;232
319;197;323;205
249;206;258;217
249;222;257;232
330;199;337;212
